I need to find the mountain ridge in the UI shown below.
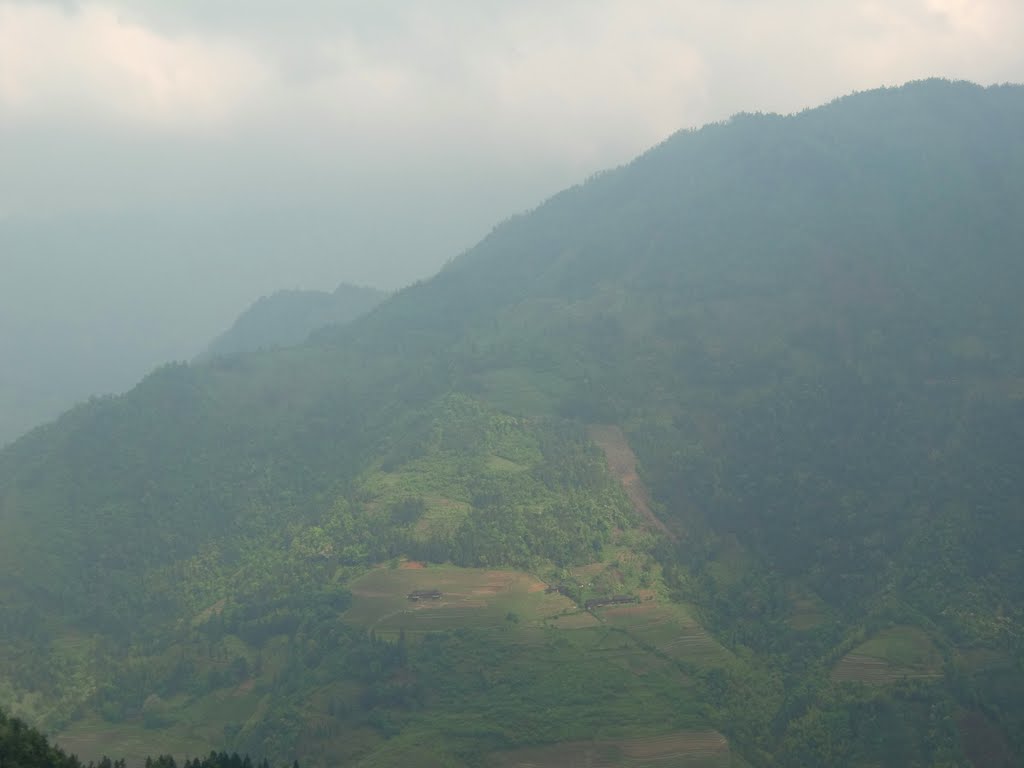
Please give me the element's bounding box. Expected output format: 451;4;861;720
199;282;387;362
1;78;1023;766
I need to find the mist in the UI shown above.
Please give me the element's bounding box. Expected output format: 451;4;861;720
2;0;1023;444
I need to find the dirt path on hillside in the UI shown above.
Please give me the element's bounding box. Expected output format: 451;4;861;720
588;424;677;541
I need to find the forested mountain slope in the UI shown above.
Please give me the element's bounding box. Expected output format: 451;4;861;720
198;283;386;361
2;79;1024;767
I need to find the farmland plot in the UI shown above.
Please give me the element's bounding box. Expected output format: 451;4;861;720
490;729;732;768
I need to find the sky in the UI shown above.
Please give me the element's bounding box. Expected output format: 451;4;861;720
1;0;1024;440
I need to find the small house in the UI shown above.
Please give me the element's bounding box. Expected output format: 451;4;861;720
407;589;442;601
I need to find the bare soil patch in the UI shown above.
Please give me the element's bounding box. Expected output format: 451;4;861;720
589;425;676;540
192;598;226;626
603;604;653;618
399;560;426;569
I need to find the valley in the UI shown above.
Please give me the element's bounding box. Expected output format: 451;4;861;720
3;79;1024;766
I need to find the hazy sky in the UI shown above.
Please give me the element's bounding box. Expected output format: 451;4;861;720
1;0;1024;439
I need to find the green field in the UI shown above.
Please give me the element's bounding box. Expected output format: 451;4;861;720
345;564;576;636
346;564;730;675
832;625;943;684
56;716;217;768
489;730;734;768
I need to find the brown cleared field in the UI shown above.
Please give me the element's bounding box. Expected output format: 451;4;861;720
832;626;943;684
589;425;675;540
600;603;731;668
345;565;575;636
490;729;731;768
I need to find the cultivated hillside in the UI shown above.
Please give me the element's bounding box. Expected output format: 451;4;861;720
2;79;1023;767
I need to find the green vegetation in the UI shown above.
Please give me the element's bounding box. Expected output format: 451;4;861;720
854;626;943;670
344;565;573;635
0;707;289;768
199;283;387;361
3;79;1024;765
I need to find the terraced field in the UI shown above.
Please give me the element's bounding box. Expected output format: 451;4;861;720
786;587;829;631
831;653;934;684
600;603;732;668
832;626;943;684
490;729;732;768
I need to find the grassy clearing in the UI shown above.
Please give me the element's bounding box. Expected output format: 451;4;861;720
345;564;574;636
832;626;943;684
547;611;602;629
362;456;471;507
413;496;473;538
489;729;732;768
487;455;529;472
856;626;942;668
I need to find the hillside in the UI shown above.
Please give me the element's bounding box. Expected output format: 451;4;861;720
0;707;291;768
1;79;1023;767
199;283;387;361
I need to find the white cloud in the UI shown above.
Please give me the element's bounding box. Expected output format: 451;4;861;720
0;2;272;131
0;0;1022;221
1;0;1022;419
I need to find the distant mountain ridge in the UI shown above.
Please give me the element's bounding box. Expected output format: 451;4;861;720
1;79;1024;766
199;282;386;360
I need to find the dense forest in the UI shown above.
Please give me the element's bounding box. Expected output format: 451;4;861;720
1;79;1023;766
198;283;387;362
